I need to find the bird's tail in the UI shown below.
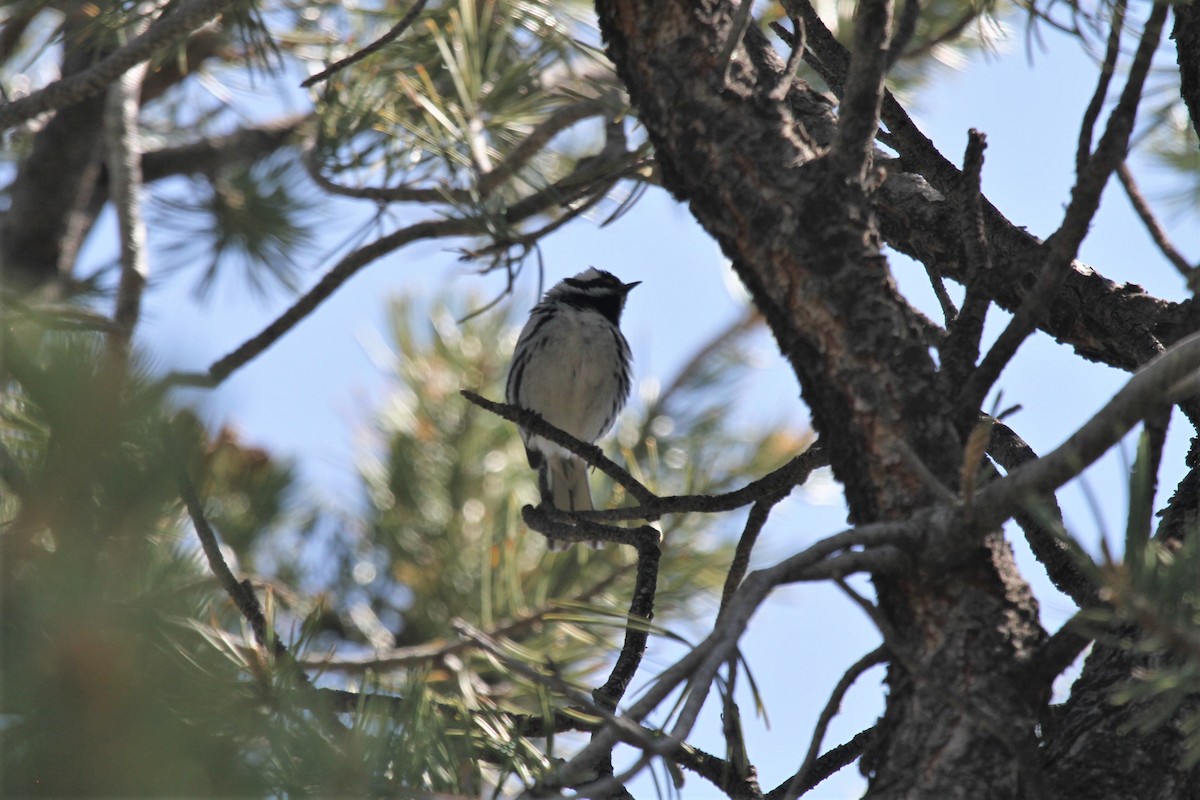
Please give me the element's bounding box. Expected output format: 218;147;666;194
545;453;594;513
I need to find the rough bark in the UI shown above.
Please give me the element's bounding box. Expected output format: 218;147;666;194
1039;456;1200;799
1175;1;1200;141
594;2;1042;796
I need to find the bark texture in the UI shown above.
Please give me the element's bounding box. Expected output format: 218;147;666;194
595;2;1043;796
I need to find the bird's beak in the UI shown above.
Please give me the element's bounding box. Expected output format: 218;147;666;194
623;280;641;293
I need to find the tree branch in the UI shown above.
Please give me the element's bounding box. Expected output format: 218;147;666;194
463;391;655;505
971;328;1200;530
103;37;150;369
163;150;636;387
828;0;893;183
300;0;430;88
941;129;991;394
958;1;1168;414
0;0;237;131
180;473;277;654
553;516;918;775
1116;162;1196;281
720;493;787;616
765;727;876;798
782;646;888;800
793;0;1187;376
1075;0;1126;175
591;533;662;711
986;419;1096;607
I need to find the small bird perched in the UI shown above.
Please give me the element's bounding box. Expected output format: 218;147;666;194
506;268;639;515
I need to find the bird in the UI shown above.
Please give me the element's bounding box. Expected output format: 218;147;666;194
506;268;639;520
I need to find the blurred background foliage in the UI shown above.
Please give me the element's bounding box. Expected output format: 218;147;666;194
0;291;803;794
3;0;1200;794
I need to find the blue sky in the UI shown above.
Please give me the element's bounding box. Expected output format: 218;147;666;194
97;8;1200;798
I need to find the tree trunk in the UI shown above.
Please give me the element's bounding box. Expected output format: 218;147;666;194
595;1;1044;796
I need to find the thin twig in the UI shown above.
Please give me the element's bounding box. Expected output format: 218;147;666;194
180;474;275;652
719;493;786;616
167;152;634;388
552;518;920;776
971;328;1200;530
1075;0;1126;175
765;727;876;798
301;0;430;88
1116;162;1196;279
580;448;828;524
167;217;477;387
958;1;1168;415
592;533;662;711
923;260;958;326
0;0;236;131
902;6;979;60
782;646;888;800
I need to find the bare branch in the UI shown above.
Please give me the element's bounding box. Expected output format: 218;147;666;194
166;217;477;387
971;328;1200;530
720;494;786;616
986;419;1096;607
103;36;150;369
781;646;888;800
581;448;829;523
180;473;276;653
0;0;237;131
828;0;893;182
766;727;876;798
959;1;1168;414
886;0;920;67
554;518;919;774
301;0;430;88
1076;0;1126;175
768;11;806;102
941;129;991;394
1116;162;1196;280
719;0;756;85
592;533;662;711
167;150;636;388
